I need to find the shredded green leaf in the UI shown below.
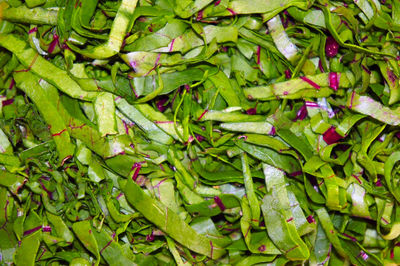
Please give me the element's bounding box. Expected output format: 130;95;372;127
0;0;399;265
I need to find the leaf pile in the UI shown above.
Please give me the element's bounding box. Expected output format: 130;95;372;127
0;0;400;265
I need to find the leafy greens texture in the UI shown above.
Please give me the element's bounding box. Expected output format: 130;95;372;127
0;0;400;265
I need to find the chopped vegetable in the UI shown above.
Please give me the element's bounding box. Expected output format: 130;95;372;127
0;0;399;265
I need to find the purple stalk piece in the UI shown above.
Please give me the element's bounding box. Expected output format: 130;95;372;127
213;196;225;211
168;38;175;52
246;107;257;115
361;65;371;74
62;43;71;51
156;96;169;112
146;231;155;242
306;215;316;224
2;99;14;107
48;34;59;53
361;36;368;42
359;251;369;260
256;46;261;66
184;84;190;92
269;126;276;136
23;225;42;236
100;233;115;254
387;69;397;85
8;79;15;90
300;76;320;89
116;193;124;200
342;233;357;242
196;10;204;21
238;135;248;140
305;101;319;108
28;27;38;34
195;134;205;142
226;8;237;15
39;179;53;199
329;72;339;91
318;59;325;72
289;171;303;177
209;241;214;258
285;69;291;79
42;226;52;232
325;36;339;57
122;120;130;135
323;126;343;145
197;109;208;121
294;105;307;121
131;163;142;181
